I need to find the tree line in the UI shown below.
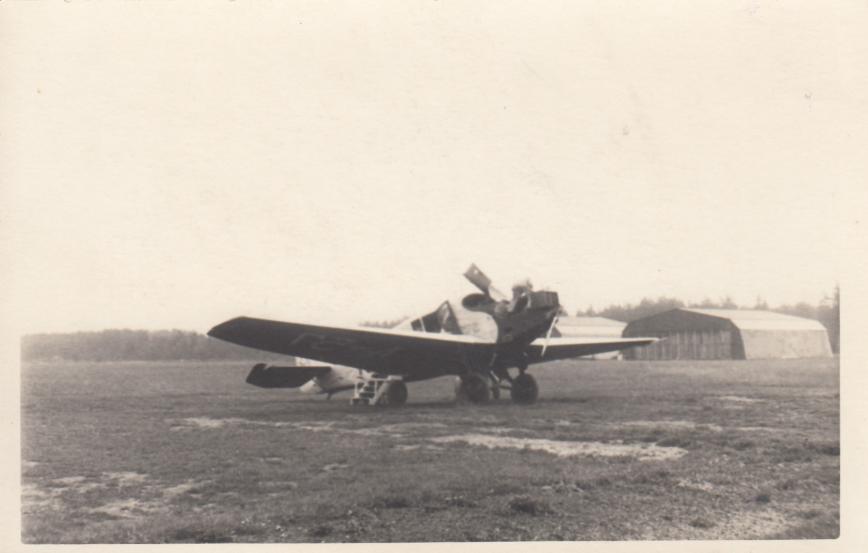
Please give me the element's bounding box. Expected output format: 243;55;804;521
21;329;288;362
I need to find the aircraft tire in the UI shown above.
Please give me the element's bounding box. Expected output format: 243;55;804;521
458;373;490;404
454;377;467;402
511;373;538;404
385;381;408;407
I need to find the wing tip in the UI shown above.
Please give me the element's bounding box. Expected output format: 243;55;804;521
207;316;248;339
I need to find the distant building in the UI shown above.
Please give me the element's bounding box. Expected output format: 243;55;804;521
553;316;627;359
622;308;833;360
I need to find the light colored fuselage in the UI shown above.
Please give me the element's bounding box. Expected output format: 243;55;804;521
297;358;366;395
296;287;558;396
296;295;499;395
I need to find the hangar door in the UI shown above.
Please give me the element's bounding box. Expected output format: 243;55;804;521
629;330;734;360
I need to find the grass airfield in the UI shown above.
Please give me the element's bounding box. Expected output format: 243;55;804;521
21;358;839;543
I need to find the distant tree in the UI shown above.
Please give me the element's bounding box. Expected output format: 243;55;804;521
21;329;289;362
577;296;685;322
688;296;737;309
815;285;840;353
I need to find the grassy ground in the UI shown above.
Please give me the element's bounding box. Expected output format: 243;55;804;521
21;357;839;543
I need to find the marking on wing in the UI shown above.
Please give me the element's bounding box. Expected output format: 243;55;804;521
289;332;403;360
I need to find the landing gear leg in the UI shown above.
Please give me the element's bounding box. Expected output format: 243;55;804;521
489;374;501;400
455;373;491;404
511;372;538;404
493;366;513;384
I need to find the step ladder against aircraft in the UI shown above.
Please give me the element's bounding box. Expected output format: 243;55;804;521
351;374;406;406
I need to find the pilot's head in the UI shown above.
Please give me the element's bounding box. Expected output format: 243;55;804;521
512;279;533;298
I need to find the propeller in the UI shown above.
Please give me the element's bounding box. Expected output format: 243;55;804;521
540;313;559;358
464;263;507;301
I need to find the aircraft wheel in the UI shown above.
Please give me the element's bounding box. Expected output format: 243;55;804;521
454;377;467;401
385;381;408;407
511;373;538;404
458;373;490;403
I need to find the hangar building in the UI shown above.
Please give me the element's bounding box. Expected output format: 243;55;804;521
622;308;833;360
554;316;627;359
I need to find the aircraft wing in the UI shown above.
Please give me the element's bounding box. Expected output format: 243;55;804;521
526;336;657;363
208;316;496;379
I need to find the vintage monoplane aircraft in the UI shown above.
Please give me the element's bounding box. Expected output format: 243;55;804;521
208;264;656;406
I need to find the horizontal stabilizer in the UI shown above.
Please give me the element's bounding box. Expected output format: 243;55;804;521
245;363;331;388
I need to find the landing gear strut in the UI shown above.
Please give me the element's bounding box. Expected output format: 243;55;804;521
455;373;490;403
510;372;538;404
490;377;501;400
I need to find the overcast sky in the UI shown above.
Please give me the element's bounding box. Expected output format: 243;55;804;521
3;1;865;334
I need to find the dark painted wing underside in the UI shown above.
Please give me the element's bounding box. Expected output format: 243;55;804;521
208;316;496;378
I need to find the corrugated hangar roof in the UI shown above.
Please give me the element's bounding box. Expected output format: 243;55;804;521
678;308;827;331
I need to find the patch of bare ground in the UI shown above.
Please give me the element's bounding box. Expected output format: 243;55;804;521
619;420;723;432
716;395;764;403
89;498;160;519
430;434;688;461
683;508;793;539
22;483;64;512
